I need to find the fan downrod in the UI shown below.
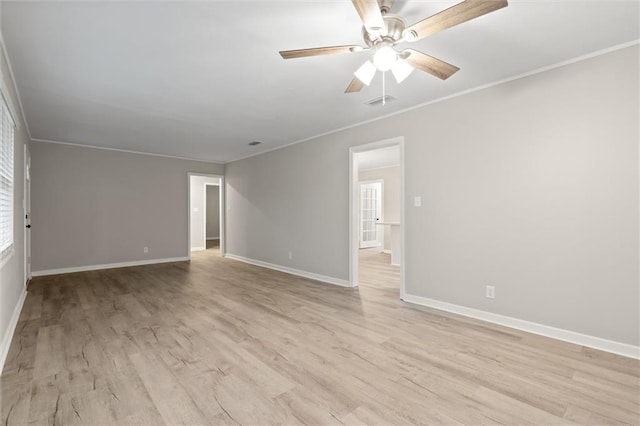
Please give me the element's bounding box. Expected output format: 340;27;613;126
378;0;395;14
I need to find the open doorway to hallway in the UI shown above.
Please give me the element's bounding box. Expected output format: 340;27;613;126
350;138;405;298
188;173;224;258
204;184;220;251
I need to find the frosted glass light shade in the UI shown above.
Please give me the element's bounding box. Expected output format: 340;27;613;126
354;60;376;85
373;46;397;71
391;59;414;83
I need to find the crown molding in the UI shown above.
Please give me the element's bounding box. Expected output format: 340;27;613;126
31;138;225;164
227;39;640;164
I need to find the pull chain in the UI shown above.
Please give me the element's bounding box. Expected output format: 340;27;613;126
382;71;386;106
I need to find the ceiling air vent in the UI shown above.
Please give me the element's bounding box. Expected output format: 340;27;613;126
248;141;262;146
365;95;396;106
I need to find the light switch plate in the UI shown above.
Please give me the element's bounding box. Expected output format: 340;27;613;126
414;196;422;207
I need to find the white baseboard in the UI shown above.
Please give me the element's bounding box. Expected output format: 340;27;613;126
0;288;27;372
190;247;206;252
31;257;190;277
403;293;639;360
206;237;220;241
224;253;351;288
382;249;391;254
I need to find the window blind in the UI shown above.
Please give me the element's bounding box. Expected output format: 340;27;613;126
0;94;15;258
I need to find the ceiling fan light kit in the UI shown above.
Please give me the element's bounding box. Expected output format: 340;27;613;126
391;59;414;84
355;60;377;86
373;44;397;72
279;0;508;96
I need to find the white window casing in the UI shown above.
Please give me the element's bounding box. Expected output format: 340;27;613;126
0;92;16;262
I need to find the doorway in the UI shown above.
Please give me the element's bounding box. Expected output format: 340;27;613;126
24;145;31;286
349;137;405;299
204;183;221;251
188;173;224;258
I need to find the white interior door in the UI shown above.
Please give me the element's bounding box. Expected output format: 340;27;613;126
359;181;382;248
24;145;31;285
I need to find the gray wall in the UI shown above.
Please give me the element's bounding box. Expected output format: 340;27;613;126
31;142;223;271
0;36;30;358
360;166;401;251
226;45;640;346
206;185;220;239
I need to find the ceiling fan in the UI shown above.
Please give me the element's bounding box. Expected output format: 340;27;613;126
279;0;508;94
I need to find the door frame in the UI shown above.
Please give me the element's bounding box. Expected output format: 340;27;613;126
349;137;405;300
23;144;31;286
358;179;384;249
203;182;221;246
187;172;225;259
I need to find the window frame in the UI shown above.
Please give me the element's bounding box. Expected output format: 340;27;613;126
0;90;16;266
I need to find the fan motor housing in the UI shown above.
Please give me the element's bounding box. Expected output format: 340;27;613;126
362;14;406;47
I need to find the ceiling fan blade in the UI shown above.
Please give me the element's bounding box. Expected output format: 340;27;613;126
351;0;386;34
279;45;363;59
403;49;460;80
345;76;365;93
404;0;508;42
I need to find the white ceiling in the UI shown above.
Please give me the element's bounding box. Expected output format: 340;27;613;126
358;145;400;171
2;1;638;163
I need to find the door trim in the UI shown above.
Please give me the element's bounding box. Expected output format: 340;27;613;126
187;173;225;259
23;144;31;286
349;137;405;300
203;182;221;248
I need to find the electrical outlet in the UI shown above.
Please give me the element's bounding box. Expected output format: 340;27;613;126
486;285;495;299
414;196;422;207
143;246;149;254
288;251;293;260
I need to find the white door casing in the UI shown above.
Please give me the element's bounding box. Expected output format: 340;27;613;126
24;145;31;285
187;173;225;258
349;137;405;300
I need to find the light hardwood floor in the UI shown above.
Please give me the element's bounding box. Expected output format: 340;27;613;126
1;247;638;425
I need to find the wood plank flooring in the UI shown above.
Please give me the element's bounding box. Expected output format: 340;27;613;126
1;246;638;425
